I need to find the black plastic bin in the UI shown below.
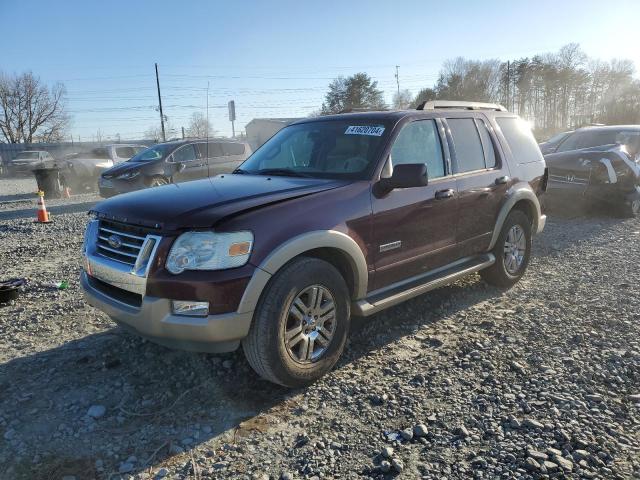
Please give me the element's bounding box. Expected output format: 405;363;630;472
32;168;62;199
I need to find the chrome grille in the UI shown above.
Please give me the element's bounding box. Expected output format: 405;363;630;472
96;220;154;266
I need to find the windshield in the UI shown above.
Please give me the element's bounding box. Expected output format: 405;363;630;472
14;152;39;160
237;121;389;179
128;143;174;162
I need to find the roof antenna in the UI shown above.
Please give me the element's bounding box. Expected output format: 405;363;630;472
206;81;210;178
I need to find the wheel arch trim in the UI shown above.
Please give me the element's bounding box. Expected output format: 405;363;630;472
237;230;368;314
488;185;542;250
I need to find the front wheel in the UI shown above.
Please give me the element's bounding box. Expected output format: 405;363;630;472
242;257;350;387
480;210;532;288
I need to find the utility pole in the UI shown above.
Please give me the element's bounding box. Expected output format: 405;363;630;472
181;126;185;139
155;63;166;142
394;65;400;95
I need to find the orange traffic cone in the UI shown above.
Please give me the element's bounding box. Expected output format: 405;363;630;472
35;191;52;223
63;186;71;198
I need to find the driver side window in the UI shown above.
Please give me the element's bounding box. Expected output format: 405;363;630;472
390;120;445;178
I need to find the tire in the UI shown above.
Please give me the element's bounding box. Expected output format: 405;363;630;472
480;210;532;288
617;197;640;218
242;257;351;388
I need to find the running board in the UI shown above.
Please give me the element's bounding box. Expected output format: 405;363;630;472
352;253;495;317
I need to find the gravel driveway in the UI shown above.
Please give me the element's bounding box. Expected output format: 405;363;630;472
0;177;639;479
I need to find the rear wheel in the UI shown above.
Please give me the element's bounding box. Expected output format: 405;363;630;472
480;210;532;288
242;257;350;387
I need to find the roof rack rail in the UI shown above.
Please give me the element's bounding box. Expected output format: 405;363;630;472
417;100;507;112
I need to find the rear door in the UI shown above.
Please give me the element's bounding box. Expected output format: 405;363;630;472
371;118;459;290
445;116;509;256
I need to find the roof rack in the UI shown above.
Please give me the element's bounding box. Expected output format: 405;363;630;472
416;100;507;112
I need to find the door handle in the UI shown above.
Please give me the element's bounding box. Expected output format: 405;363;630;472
495;175;510;185
435;188;455;200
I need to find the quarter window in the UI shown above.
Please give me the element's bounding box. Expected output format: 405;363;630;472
390;120;445;179
447;118;486;173
496;117;544;164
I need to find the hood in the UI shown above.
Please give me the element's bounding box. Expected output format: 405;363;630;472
101;161;145;178
92;174;350;231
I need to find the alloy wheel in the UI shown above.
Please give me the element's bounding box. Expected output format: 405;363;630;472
283;285;336;364
503;224;526;275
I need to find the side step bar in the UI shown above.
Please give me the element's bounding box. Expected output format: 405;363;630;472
352;253;495;317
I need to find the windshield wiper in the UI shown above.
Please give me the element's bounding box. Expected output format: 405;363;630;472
256;168;312;178
232;168;249;174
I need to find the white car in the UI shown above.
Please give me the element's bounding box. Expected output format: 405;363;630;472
7;150;55;175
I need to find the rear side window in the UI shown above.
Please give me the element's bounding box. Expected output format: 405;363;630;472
196;143;223;157
496;117;544;164
447;118;485;173
390;120;445;179
221;143;245;156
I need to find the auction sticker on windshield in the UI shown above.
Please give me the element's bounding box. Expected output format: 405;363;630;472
345;125;385;136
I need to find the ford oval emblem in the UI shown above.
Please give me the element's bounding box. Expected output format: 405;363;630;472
107;234;123;249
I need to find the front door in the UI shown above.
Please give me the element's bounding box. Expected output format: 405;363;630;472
445;117;509;257
171;144;207;182
371;119;459;290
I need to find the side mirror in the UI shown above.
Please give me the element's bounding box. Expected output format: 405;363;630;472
377;163;429;193
177;162;186;172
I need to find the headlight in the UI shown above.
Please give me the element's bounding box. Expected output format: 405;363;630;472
117;171;140;180
166;231;253;274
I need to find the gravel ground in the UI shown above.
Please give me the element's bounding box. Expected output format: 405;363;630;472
0;177;639;480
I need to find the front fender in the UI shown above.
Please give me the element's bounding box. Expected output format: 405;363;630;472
236;230;368;314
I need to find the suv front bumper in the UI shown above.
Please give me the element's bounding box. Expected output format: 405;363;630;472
81;271;253;353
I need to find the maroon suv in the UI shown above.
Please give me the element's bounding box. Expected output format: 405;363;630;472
81;101;547;387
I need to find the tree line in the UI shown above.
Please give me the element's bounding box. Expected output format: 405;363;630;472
320;44;640;138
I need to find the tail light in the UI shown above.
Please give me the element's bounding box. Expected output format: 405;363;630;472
541;167;549;192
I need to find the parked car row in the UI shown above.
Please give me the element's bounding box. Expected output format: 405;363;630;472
98;139;251;197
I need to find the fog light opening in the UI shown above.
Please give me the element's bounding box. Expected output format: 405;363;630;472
172;300;209;317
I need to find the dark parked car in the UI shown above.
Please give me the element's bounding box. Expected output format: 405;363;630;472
81;101;547;387
98;139;252;197
544;126;640;216
538;130;573;155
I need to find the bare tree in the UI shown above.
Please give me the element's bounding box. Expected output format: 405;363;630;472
392;89;414;109
145;119;176;142
186;112;213;138
0;71;69;143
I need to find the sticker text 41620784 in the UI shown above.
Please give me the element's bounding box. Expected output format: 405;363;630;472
344;125;385;136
